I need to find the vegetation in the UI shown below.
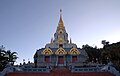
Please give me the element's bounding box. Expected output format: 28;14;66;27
82;44;102;63
82;41;120;71
0;45;18;71
102;42;120;71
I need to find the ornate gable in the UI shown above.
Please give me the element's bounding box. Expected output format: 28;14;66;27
55;47;67;55
42;48;53;55
69;48;80;55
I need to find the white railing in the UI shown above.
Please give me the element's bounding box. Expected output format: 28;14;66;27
22;68;50;72
71;67;101;72
108;66;120;76
0;65;51;76
0;67;13;76
70;64;120;76
15;65;52;72
1;63;119;76
100;63;120;76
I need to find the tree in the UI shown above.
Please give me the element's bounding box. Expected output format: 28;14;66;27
82;44;102;63
4;50;18;65
101;40;109;46
0;45;7;71
101;42;120;71
0;45;18;71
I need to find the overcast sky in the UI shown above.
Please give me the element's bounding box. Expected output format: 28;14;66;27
0;0;120;64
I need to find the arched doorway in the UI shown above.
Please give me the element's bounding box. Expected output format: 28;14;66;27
72;56;77;63
58;56;64;64
55;48;67;66
45;56;50;63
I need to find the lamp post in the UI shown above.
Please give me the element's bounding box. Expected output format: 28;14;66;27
23;59;25;65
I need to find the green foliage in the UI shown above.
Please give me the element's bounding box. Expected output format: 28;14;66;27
0;45;18;71
82;44;102;63
82;42;120;71
102;42;120;70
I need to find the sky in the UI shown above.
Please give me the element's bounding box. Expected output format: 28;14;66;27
0;0;120;64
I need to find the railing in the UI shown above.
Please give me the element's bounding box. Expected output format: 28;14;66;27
22;68;50;72
17;65;52;73
70;64;120;76
0;67;13;76
71;67;101;72
0;65;52;76
1;63;120;76
107;66;120;76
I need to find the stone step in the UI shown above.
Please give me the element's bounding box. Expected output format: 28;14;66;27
6;68;115;76
6;72;115;76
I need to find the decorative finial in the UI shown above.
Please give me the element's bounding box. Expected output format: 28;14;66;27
60;9;62;14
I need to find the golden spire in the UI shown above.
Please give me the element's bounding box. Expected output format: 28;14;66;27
58;9;64;29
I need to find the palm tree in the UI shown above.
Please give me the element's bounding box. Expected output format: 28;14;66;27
0;45;18;71
4;50;18;65
0;46;7;71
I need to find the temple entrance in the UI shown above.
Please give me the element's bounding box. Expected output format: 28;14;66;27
58;56;64;64
45;56;50;63
72;56;77;63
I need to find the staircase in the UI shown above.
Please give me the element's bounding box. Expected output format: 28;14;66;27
6;68;115;76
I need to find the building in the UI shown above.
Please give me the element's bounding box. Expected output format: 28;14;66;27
34;10;88;67
2;10;119;76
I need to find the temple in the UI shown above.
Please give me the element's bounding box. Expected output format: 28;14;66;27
34;9;88;67
1;10;119;76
